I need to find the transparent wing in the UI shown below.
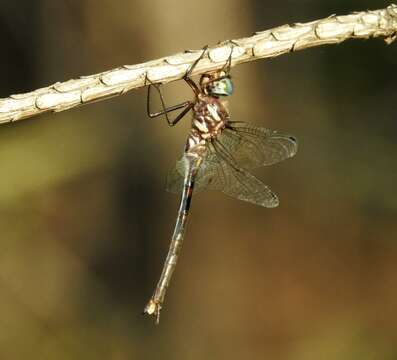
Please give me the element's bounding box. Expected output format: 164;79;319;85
207;140;279;207
166;157;187;194
166;150;226;194
219;122;297;170
166;122;296;207
166;140;279;208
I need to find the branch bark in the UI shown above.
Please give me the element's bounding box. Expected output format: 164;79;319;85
1;4;396;125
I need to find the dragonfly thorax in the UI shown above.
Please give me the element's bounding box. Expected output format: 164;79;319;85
185;96;229;154
192;95;229;139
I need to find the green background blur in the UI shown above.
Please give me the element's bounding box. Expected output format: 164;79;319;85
0;1;396;359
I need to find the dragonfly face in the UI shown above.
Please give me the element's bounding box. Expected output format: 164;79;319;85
200;71;234;97
208;77;234;97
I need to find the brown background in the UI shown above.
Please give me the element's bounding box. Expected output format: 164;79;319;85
0;1;396;359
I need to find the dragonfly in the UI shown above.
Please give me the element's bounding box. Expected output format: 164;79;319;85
143;45;297;323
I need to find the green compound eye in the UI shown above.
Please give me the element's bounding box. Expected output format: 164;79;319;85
210;77;234;96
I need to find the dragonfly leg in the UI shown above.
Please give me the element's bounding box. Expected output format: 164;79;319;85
145;45;208;124
184;45;208;79
145;74;193;126
181;45;209;96
220;40;239;74
183;77;200;96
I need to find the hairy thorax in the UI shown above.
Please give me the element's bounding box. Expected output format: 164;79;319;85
185;95;230;155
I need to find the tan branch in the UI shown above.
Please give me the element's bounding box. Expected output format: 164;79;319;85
1;4;396;124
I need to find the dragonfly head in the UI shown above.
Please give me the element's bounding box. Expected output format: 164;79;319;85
200;71;234;97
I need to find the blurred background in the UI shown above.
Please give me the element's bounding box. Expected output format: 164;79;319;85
0;0;396;359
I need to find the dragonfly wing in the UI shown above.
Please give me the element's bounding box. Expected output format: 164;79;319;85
166;152;226;194
223;168;279;207
194;150;228;190
167;122;295;206
207;141;279;208
166;158;186;194
218;122;297;169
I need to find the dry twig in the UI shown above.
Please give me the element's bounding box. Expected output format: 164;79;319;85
0;4;396;124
